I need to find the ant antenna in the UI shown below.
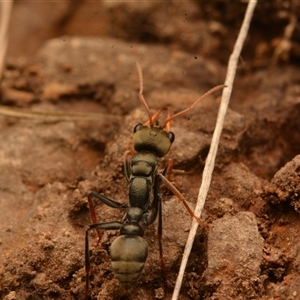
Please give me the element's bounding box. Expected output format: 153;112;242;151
136;62;152;124
162;84;226;128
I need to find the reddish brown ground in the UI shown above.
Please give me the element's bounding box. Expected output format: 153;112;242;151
1;1;300;300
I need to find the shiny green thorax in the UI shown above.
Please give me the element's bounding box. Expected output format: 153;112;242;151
132;123;175;158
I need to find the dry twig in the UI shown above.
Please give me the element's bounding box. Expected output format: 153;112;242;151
0;105;121;122
272;0;297;63
171;1;258;299
0;0;13;80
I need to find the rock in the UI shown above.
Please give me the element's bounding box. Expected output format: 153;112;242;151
203;212;264;299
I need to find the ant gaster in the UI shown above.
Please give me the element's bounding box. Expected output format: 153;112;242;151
84;62;225;299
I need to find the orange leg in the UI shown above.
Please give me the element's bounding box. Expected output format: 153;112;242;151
87;192;102;244
164;158;174;181
158;172;209;227
87;191;129;245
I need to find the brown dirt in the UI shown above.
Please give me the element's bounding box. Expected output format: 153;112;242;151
1;1;300;300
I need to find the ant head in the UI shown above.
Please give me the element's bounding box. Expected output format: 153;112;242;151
135;61;225;156
133;123;175;157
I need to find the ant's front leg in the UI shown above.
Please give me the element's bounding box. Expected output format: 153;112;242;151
87;191;128;242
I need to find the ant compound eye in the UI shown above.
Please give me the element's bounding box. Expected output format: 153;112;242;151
133;123;143;133
168;132;175;143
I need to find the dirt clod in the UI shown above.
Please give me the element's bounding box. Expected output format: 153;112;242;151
203;212;263;299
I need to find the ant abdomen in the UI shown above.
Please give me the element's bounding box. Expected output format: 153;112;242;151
110;235;148;289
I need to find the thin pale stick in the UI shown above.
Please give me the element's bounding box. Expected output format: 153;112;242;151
172;1;257;299
0;105;120;121
0;0;13;80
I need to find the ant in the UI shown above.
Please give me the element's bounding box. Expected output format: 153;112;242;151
84;62;225;299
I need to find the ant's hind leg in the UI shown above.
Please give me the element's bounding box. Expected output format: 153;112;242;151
87;191;128;242
157;189;168;285
85;221;122;300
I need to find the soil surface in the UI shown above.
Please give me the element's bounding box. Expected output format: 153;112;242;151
1;1;300;300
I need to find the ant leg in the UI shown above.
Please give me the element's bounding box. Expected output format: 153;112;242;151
156;161;173;283
156;176;168;284
88;191;128;209
85;221;122;300
87;191;128;243
124;150;134;183
142;163;171;282
142;169;163;225
142;160;172;225
164;158;174;181
157;173;208;227
142;160;173;224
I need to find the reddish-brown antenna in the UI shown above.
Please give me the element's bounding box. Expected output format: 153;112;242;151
162;84;226;128
135;62;152;124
